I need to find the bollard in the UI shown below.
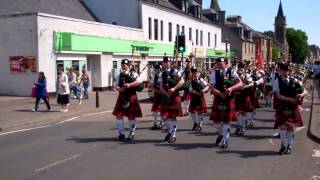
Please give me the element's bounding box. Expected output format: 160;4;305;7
96;90;100;108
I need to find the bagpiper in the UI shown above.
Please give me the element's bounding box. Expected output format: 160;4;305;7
189;66;210;132
181;59;192;116
150;64;164;130
159;57;184;143
210;58;243;148
234;62;255;135
273;63;307;155
112;59;143;141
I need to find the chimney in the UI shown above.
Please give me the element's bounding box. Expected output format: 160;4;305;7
218;10;225;24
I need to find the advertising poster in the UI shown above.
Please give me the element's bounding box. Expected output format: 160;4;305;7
10;56;36;73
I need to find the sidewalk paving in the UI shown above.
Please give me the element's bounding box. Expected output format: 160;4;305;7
309;79;320;143
0;91;150;132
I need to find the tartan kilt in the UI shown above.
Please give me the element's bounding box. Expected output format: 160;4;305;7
189;94;207;114
252;92;260;108
112;92;142;118
151;92;162;112
210;97;237;123
160;92;183;119
274;103;303;128
273;93;279;110
235;94;254;112
181;90;191;101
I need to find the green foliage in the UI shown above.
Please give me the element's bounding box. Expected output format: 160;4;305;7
272;43;281;61
286;28;309;64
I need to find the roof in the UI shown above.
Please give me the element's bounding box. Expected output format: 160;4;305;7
0;0;97;22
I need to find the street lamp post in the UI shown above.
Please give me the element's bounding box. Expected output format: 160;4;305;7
225;38;229;65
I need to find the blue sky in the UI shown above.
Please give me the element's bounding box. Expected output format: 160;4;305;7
203;0;320;46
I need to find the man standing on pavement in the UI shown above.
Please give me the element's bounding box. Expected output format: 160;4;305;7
113;59;143;141
56;68;70;112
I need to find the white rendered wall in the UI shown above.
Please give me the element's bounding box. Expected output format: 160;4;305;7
0;15;38;96
141;3;225;51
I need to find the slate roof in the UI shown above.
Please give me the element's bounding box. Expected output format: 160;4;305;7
0;0;97;21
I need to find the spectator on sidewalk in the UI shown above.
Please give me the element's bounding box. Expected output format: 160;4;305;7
68;68;77;98
56;68;70;112
80;69;90;99
75;71;82;105
32;72;51;112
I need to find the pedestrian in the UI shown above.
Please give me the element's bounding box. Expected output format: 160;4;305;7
189;66;210;132
75;71;82;105
32;72;51;112
68;68;77;98
159;57;184;143
113;59;143;141
273;63;307;155
80;69;90;99
210;58;243;148
181;59;192;116
56;68;70;112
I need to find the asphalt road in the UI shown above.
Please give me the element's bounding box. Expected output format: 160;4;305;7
0;93;319;180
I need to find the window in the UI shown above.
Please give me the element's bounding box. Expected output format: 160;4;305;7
214;34;217;48
148;17;152;40
189;27;192;41
168;22;172;42
182;26;185;35
160;20;163;41
208;32;211;47
176;24;180;35
196;29;198;45
200;30;203;46
154;19;158;40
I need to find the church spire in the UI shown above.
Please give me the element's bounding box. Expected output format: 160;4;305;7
210;0;221;11
277;0;284;18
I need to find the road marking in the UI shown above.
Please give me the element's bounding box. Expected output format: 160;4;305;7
312;150;320;158
0;125;53;136
272;132;279;137
35;153;82;173
0;110;113;136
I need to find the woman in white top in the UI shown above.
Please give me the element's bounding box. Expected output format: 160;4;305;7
56;68;70;112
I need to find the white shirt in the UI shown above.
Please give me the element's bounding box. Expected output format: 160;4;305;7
158;68;183;84
56;73;70;95
210;68;240;86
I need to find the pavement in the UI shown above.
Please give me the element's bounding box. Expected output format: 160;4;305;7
309;78;320;143
0;90;150;132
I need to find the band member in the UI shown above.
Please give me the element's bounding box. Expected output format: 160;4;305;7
265;67;274;107
272;63;282;129
234;62;255;135
182;59;192;116
159;57;184;143
113;59;143;141
150;64;164;130
210;58;243;148
273;63;307;155
189;66;210;132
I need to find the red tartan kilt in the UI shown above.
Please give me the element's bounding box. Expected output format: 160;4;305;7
181;90;191;101
189;95;207;114
274;103;303;128
160;92;183;119
112;93;142;118
210;98;237;123
252;92;260;108
151;92;162;112
235;95;254;112
273;93;279;110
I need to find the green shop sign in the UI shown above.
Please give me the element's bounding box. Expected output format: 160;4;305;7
207;49;236;58
55;32;175;56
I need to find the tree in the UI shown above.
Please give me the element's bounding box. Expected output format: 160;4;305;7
272;43;281;61
286;28;309;64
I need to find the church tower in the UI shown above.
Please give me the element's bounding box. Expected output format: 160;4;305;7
210;0;221;11
274;0;289;61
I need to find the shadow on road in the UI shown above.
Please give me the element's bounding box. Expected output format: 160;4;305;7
216;150;278;158
155;142;216;150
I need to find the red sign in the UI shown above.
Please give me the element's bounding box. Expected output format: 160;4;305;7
10;56;36;73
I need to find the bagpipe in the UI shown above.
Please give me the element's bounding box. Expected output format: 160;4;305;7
191;78;205;96
119;71;144;93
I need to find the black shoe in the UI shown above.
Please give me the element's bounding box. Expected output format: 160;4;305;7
278;144;286;155
239;128;245;136
216;135;223;145
285;145;292;155
118;134;126;141
164;133;171;141
196;126;202;132
168;136;176;143
159;122;164;129
192;123;197;131
151;125;160;130
127;133;134;141
221;140;229;149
